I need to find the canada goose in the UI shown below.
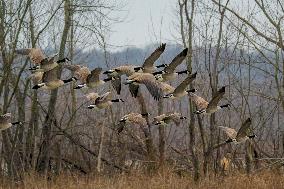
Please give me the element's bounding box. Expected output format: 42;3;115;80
103;65;136;77
133;43;167;73
188;86;230;114
0;113;22;131
125;73;164;100
32;67;77;90
63;64;90;82
87;92;124;110
163;72;197;99
117;112;149;134
153;112;186;126
15;48;69;71
103;65;139;97
154;48;189;82
63;65;113;89
219;118;256;144
29;53;61;72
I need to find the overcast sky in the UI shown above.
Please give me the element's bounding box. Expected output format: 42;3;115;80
109;0;178;49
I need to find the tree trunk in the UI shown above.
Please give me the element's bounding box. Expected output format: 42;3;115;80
36;0;72;174
158;99;165;167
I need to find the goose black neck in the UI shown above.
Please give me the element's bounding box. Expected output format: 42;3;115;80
220;104;230;108
12;121;21;125
248;134;256;138
141;113;150;117
177;70;188;75
134;67;142;71
225;138;233;143
194;110;203;114
104;77;113;82
156;64;167;68
63;78;74;83
186;89;196;93
57;57;70;63
32;84;41;89
153;71;163;75
111;99;124;102
74;85;84;89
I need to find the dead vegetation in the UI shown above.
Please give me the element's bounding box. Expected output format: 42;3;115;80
0;169;282;189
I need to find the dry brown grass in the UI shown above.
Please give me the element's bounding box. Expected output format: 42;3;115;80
0;170;283;189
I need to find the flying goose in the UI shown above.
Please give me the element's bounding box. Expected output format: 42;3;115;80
32;67;77;90
188;86;230;114
103;65;139;97
219;118;256;144
153;112;186;126
125;73;164;100
133;43;167;73
103;65;136;77
87;92;124;110
117;112;149;134
163;72;197;99
63;65;113;89
63;64;90;83
0;113;22;131
154;48;189;82
15;48;69;71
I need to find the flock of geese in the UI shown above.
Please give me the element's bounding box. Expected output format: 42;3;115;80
0;44;256;147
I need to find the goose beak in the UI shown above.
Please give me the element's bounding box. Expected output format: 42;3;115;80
134;67;142;72
187;89;197;93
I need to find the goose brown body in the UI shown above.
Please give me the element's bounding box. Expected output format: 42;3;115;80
117;113;148;134
16;48;62;72
87;92;123;110
163;72;197;99
219;118;254;143
16;48;45;65
0;113;21;131
189;86;229;114
64;65;107;88
63;64;91;83
126;73;164;100
153;112;186;126
32;67;75;90
0;113;12;131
